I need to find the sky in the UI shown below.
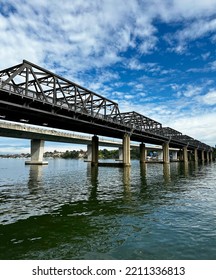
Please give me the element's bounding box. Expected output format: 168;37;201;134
0;0;216;153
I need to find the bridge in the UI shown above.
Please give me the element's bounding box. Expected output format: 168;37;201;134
0;121;181;163
0;60;213;166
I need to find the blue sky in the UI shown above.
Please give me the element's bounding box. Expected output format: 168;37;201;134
0;0;216;153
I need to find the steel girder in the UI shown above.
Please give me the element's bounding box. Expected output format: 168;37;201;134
116;111;162;131
0;60;122;123
152;127;212;151
150;127;182;137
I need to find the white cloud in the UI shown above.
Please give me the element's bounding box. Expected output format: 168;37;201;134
126;59;161;73
164;14;216;53
202;90;216;105
178;85;202;98
178;18;216;41
155;0;216;21
209;60;216;71
0;0;216;148
168;113;216;146
1;0;216;71
201;52;211;60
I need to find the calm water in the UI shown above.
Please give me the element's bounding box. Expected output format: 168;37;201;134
0;158;216;260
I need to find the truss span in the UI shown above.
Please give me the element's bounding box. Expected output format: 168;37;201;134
0;60;213;151
151;127;212;151
0;60;122;123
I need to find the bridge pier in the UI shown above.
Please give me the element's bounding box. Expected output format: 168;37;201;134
194;148;198;163
140;143;146;163
163;142;170;163
91;135;99;166
183;146;188;164
123;134;131;166
25;139;48;165
201;150;205;163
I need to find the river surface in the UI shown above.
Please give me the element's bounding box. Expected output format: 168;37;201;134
0;158;216;260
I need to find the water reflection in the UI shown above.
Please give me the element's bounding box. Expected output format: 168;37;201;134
163;163;171;183
122;166;131;189
122;166;131;200
140;163;147;189
27;165;43;194
87;164;98;201
183;162;189;177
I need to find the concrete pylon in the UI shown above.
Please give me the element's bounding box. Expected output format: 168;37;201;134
194;148;198;163
163;142;170;163
123;134;131;166
91;135;99;166
25;139;48;165
140;143;146;163
201;150;205;163
183;146;188;164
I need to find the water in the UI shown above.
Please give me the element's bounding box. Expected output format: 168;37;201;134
0;158;216;260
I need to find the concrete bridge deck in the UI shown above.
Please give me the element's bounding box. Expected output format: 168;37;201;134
0;121;179;151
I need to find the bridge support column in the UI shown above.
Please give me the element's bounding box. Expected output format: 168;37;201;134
91;135;98;166
118;147;123;161
123;134;131;166
140;143;146;163
201;150;205;163
194;148;198;163
25;139;48;165
183;146;188;164
163;142;170;163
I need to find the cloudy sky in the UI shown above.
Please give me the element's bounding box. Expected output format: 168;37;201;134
0;0;216;153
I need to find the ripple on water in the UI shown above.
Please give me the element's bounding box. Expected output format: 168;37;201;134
0;160;216;259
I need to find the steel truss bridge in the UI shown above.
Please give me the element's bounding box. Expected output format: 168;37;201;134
0;60;213;152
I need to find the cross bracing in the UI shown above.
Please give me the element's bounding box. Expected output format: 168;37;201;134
116;111;162;131
149;127;182;137
152;127;212;151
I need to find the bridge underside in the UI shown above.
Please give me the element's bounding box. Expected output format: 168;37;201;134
0;97;168;146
